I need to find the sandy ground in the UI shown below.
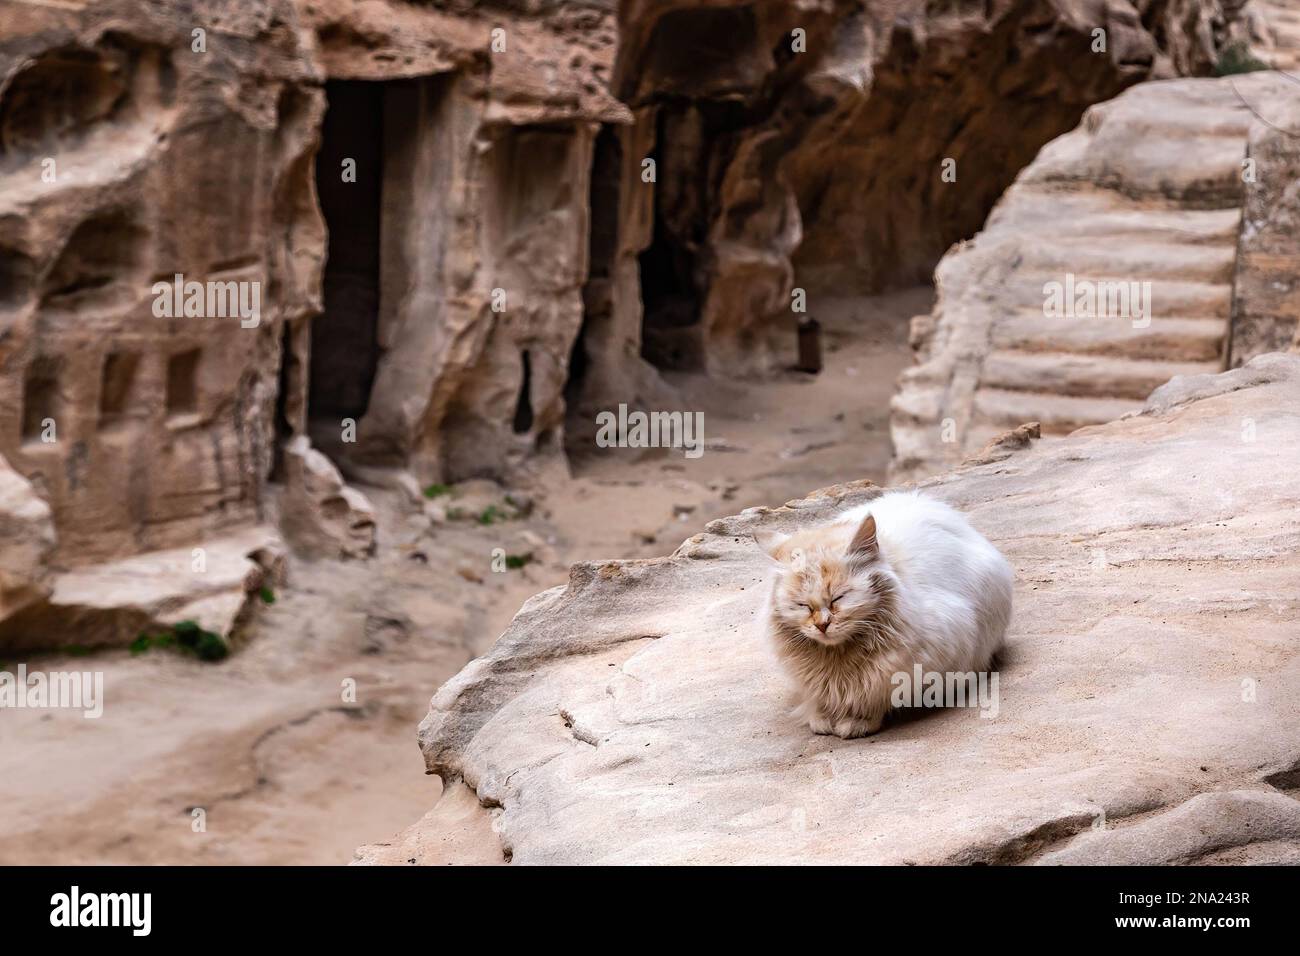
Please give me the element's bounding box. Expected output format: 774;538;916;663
0;287;927;865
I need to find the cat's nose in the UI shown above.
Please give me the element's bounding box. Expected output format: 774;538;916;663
815;612;831;633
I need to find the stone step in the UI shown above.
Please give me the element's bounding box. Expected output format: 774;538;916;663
990;314;1226;363
972;387;1140;434
1001;275;1234;319
999;190;1242;243
1015;237;1237;284
980;350;1221;401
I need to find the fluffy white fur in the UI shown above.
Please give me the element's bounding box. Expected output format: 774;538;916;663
755;491;1013;738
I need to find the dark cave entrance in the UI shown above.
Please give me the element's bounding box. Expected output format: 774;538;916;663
637;103;704;372
309;80;386;442
637;96;755;372
567;124;622;407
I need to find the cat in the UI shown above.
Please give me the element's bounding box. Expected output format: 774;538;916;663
754;490;1013;739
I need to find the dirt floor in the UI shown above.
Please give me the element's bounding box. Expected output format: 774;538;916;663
0;287;927;864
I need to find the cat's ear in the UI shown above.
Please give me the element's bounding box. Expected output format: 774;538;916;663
848;513;878;560
752;529;788;564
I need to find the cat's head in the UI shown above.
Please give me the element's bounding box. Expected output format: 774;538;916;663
754;513;891;647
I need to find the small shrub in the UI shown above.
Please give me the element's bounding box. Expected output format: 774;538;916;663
1214;41;1269;76
477;505;505;526
130;620;228;662
422;483;451;499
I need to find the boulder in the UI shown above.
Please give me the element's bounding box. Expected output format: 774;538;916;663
0;526;285;653
278;436;376;560
403;353;1300;864
0;453;56;624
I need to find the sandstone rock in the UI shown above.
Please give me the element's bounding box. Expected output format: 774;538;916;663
0;0;323;568
406;353;1300;864
352;780;505;866
1246;1;1300;73
297;0;628;486
278;436;376;559
594;0;1248;384
1037;789;1300;865
1229;82;1300;364
889;71;1298;481
0;527;285;653
0;453;56;623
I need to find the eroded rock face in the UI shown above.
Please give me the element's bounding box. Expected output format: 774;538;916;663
1230;84;1300;364
889;70;1298;481
0;525;285;652
277;436;376;559
0;0;621;645
295;0;628;485
586;0;1247;385
406;353;1300;865
0;453;56;624
0;0;324;569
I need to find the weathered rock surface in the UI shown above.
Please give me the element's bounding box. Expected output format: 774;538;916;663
406;352;1300;865
277;436;375;559
0;452;56;624
1248;0;1300;72
0;525;284;652
889;70;1299;481
0;0;323;566
1230;77;1300;364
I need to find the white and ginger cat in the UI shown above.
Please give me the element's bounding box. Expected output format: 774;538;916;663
755;491;1012;739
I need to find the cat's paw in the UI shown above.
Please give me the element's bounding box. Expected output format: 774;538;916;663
832;716;882;739
808;715;836;735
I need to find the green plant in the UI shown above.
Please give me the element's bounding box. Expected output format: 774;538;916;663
259;585;276;605
422;483;452;499
504;552;533;570
1214;41;1268;76
130;620;228;662
476;505;505;526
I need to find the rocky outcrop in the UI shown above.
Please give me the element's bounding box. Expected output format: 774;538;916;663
400;352;1300;865
0;453;56;624
889;70;1298;481
277;436;375;559
0;525;285;652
